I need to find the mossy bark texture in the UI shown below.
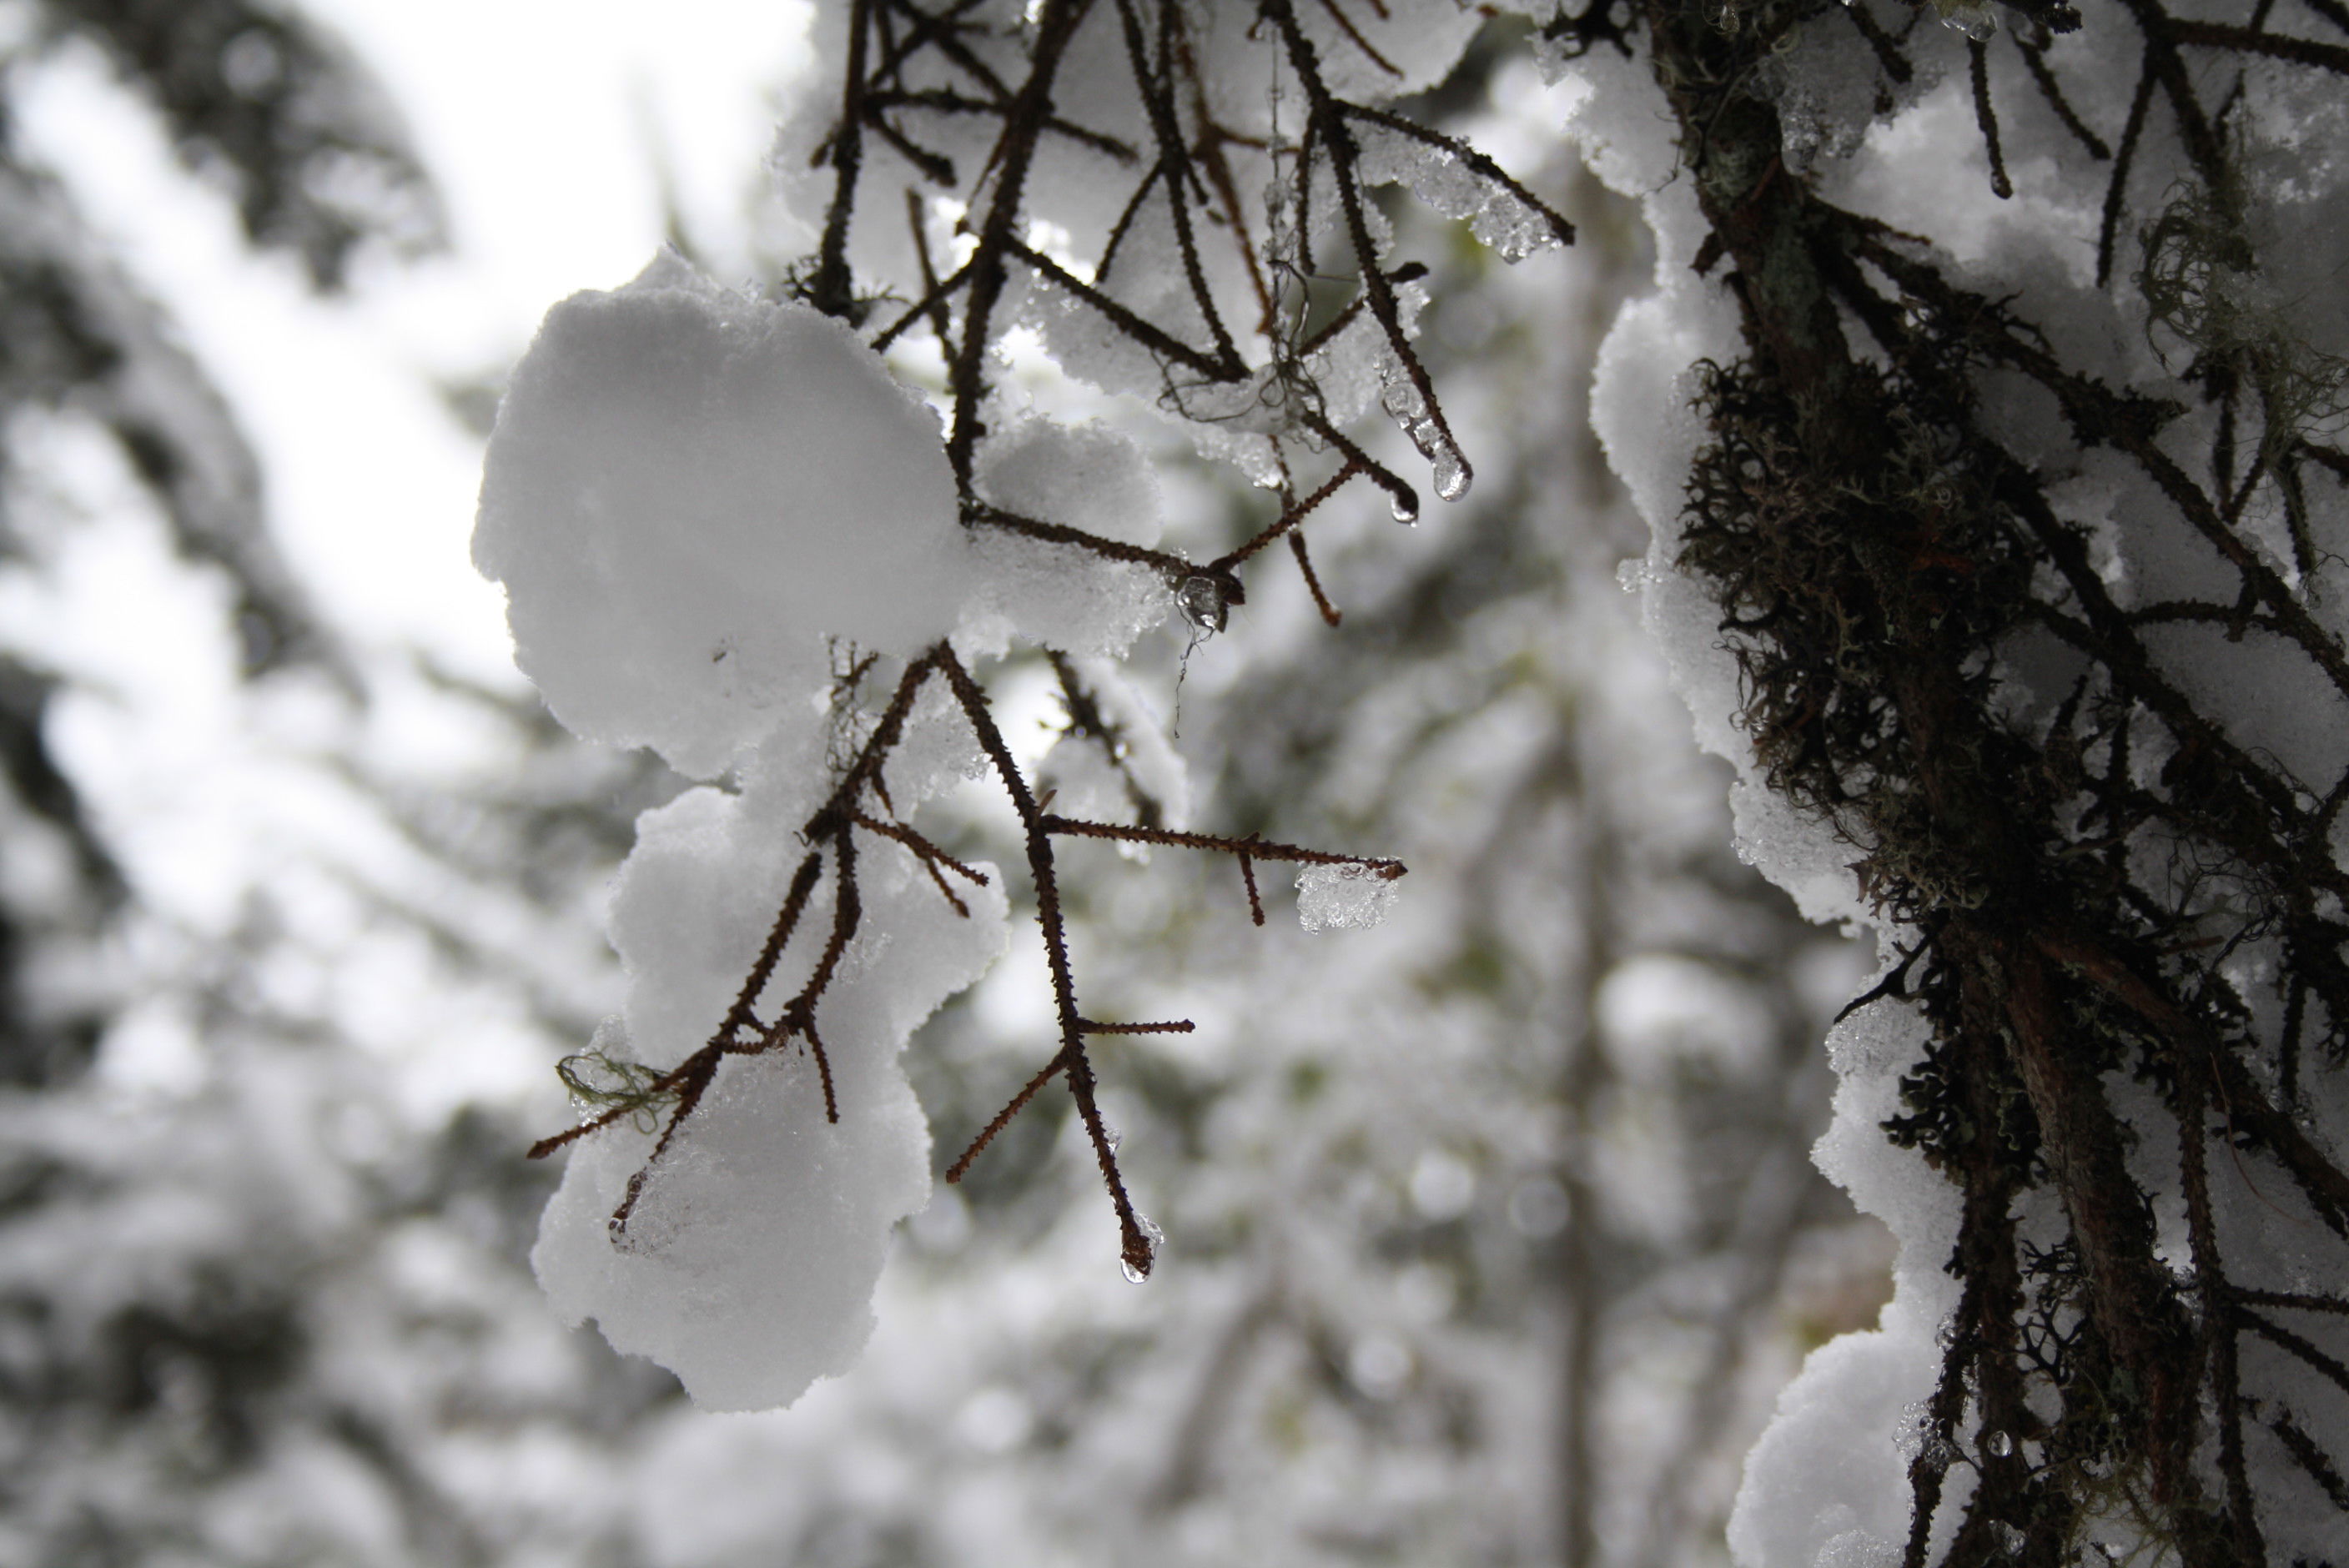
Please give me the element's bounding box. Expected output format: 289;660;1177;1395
1608;1;2349;1562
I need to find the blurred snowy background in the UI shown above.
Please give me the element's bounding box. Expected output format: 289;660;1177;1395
0;1;1891;1562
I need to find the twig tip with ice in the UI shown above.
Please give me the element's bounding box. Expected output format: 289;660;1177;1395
1295;861;1405;932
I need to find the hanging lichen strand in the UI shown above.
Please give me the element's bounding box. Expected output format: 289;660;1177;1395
1565;0;2349;1560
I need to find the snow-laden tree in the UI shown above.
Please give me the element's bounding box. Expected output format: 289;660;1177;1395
1;0;439;1088
485;0;2349;1564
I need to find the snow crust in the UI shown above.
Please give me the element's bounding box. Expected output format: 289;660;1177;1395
1562;38;1984;1556
1731;998;1960;1568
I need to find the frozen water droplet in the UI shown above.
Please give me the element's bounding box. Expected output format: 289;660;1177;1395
1936;1319;1958;1349
1296;862;1403;932
1481;204;1557;266
1381;366;1470;505
1103;1121;1123;1153
1176;574;1228;635
1939;2;1997;38
1390;490;1421;525
1985;1429;2015;1459
1433;450;1470;503
1121;1213;1165;1282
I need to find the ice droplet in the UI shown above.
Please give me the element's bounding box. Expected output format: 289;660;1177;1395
1389;489;1421;525
1432;449;1469;503
1102;1121;1123;1153
1939;1;1997;39
1380;373;1473;505
1985;1429;2015;1458
1296;862;1402;932
1176;574;1229;635
1121;1213;1166;1282
1477;203;1559;266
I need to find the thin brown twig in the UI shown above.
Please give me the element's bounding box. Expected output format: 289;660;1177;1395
1042;811;1406;876
946;1051;1070;1181
1290;531;1344;626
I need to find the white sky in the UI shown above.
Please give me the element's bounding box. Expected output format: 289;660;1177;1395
15;0;816;680
5;0;818;1093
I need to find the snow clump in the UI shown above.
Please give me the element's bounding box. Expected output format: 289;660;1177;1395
477;251;1010;1410
531;756;1007;1411
473;249;968;781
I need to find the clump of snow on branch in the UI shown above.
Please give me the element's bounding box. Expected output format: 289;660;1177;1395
534;747;1006;1411
476;0;1593;1410
473;249;967;781
477;249;1023;1409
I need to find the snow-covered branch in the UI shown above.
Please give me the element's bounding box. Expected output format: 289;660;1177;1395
483;0;1565;1410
